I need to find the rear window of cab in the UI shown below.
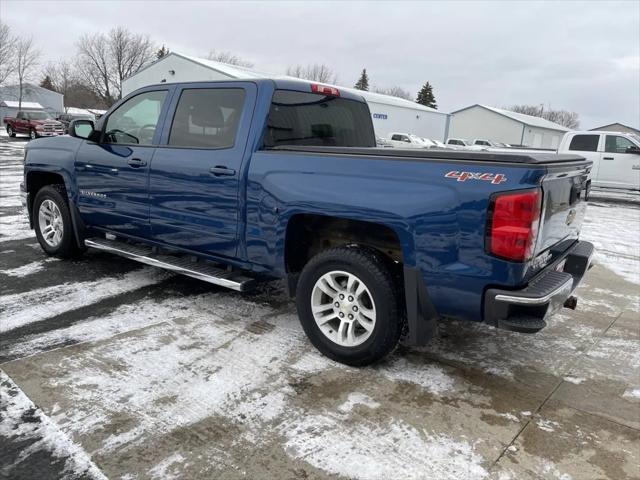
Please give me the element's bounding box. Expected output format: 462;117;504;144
263;90;375;148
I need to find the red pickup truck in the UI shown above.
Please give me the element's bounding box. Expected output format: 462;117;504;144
4;111;65;140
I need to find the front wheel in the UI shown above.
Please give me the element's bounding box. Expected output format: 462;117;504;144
33;185;81;258
296;247;401;366
29;129;38;140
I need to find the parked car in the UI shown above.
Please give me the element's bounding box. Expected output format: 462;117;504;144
20;79;594;366
4;111;65;140
388;132;432;148
446;138;471;147
57;113;95;134
557;131;640;191
375;136;394;148
446;138;486;151
428;138;447;148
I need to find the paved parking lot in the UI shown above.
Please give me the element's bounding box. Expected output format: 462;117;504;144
1;135;638;479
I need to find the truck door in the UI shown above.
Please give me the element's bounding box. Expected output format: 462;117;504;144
149;82;257;259
566;133;601;184
600;135;640;190
75;88;171;238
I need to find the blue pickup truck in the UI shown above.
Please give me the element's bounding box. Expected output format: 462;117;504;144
20;78;594;365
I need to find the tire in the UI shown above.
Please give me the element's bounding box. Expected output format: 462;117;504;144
33;185;81;258
296;246;401;366
7;125;15;137
29;129;37;140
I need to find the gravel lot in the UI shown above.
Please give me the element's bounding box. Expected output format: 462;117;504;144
1;135;639;480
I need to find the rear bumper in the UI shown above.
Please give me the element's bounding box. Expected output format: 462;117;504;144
484;241;595;333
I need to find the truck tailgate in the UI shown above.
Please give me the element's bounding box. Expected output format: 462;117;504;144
535;163;591;260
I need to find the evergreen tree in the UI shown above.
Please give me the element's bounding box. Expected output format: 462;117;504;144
416;81;437;109
40;75;55;91
354;68;369;91
156;45;170;59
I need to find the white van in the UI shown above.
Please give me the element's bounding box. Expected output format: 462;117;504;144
558;131;640;191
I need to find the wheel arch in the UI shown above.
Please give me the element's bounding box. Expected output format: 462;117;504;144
26;170;86;248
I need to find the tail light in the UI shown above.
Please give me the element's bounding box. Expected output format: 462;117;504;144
486;188;542;262
311;84;340;96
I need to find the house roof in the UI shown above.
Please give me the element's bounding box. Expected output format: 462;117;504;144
0;101;44;109
132;52;446;116
590;122;640;134
451;104;570;132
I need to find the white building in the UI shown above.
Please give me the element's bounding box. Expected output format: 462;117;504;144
0;84;64;124
449;104;569;148
122;52;451;142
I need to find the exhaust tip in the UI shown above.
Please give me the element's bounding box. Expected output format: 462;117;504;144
563;296;578;310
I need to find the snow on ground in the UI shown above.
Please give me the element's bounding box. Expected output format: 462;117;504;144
581;201;640;285
0;267;170;333
0;371;107;480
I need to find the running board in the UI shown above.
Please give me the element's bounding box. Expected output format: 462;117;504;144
85;237;256;292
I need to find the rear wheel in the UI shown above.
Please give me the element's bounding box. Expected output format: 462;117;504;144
33;185;81;258
7;125;15;137
296;247;401;366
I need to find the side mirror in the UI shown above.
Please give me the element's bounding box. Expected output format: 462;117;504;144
625;145;640;155
69;119;94;139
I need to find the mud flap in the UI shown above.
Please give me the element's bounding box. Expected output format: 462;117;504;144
403;267;439;346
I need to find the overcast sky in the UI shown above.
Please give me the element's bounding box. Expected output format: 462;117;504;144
3;0;639;129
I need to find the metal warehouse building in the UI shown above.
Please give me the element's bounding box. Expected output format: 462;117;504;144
449;104;569;148
122;52;451;142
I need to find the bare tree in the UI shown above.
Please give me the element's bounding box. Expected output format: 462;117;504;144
286;64;338;84
207;50;254;68
42;59;75;97
0;21;17;85
373;86;413;101
15;36;40;109
77;26;155;105
507;104;580;129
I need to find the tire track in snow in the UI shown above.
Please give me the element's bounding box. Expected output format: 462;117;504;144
0;267;171;333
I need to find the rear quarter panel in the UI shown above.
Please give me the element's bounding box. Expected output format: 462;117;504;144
246;150;547;321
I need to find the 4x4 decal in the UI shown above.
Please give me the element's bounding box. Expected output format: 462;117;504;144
445;171;507;185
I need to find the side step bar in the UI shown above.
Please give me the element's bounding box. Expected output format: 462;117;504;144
85;237;256;292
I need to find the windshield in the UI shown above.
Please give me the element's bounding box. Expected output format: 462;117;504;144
22;112;51;120
263;90;375;148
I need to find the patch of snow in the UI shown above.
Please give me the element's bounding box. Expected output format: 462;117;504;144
497;412;520;423
337;392;380;413
0;267;169;333
536;418;561;433
147;452;185;480
0;214;33;242
378;357;457;395
563;376;586;385
541;460;574;480
581;202;640;285
0;371;107;480
1;258;57;277
622;388;640;399
282;417;488;480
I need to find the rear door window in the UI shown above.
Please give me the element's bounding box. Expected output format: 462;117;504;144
169;88;246;149
568;134;599;152
263;90;375;148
